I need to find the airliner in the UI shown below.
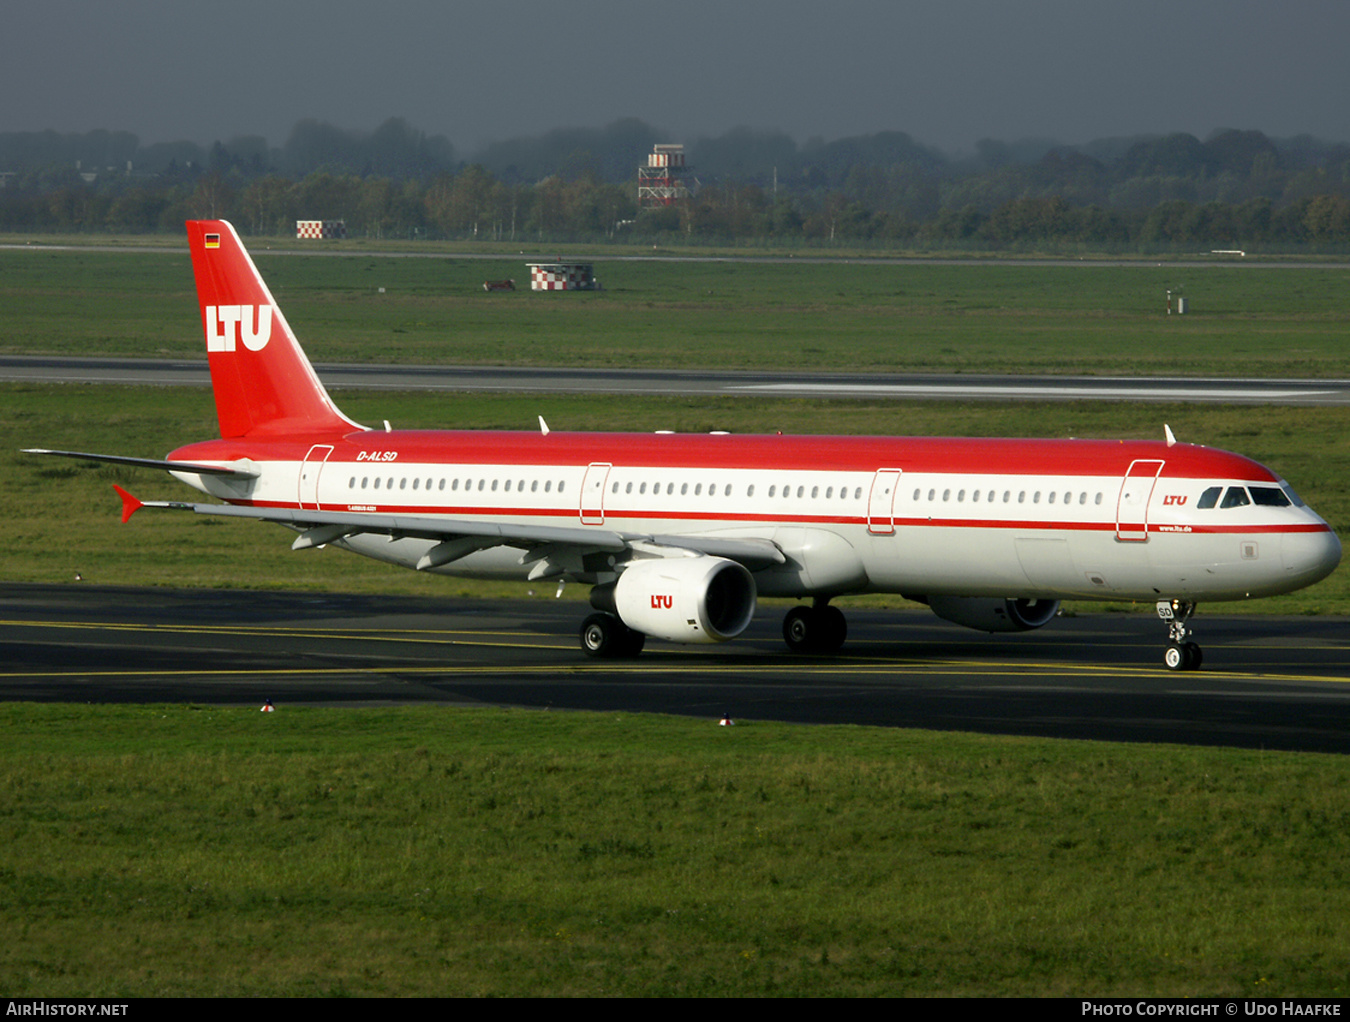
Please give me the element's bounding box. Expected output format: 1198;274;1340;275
26;220;1341;670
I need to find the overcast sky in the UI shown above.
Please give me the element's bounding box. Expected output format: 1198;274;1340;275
7;0;1349;156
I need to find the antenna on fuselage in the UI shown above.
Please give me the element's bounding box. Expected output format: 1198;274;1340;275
1164;424;1177;447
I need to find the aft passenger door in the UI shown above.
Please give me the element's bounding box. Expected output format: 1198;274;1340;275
298;444;334;511
1116;459;1164;542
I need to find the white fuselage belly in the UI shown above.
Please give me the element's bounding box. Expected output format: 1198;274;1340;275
181;457;1337;604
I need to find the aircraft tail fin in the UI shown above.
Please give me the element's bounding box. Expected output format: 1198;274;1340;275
185;220;363;439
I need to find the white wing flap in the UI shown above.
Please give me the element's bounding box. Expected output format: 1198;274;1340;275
137;499;630;551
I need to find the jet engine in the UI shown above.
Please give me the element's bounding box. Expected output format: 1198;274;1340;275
924;596;1061;633
596;556;756;644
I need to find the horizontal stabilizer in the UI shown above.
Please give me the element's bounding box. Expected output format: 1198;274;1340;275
112;484;143;524
23;448;261;479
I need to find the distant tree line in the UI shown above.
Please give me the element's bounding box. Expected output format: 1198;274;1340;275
4;118;1350;250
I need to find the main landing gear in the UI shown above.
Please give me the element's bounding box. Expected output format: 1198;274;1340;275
579;612;645;659
1157;599;1203;671
783;600;847;654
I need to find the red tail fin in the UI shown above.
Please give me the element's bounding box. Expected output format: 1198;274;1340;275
186;220;362;439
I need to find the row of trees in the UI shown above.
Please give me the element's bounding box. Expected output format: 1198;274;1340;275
12;167;1350;249
5;118;1350;249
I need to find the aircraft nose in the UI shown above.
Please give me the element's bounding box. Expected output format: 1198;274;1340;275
1281;528;1342;586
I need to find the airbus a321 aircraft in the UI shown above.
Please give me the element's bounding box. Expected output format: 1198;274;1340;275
27;220;1341;670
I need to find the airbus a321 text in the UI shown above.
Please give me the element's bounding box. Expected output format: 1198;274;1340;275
26;220;1341;670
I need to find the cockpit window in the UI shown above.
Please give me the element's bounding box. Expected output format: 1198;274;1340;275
1250;486;1292;507
1197;486;1222;509
1220;486;1251;509
1282;484;1306;508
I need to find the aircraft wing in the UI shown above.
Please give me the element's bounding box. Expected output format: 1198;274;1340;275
113;486;785;574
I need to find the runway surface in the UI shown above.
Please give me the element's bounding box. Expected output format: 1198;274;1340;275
3;583;1348;754
8;240;1350;271
4;354;1350;405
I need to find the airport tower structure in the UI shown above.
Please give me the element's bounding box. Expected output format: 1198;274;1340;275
638;144;690;209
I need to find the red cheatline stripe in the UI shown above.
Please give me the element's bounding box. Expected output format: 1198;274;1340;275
224;498;1333;536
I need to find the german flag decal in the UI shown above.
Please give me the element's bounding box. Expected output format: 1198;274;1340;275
204;233;220;249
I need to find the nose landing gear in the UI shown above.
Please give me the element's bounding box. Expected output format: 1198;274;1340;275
1157;599;1203;671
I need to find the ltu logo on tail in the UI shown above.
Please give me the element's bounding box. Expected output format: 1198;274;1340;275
206;305;273;352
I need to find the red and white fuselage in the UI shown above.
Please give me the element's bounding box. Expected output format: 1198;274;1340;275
168;429;1338;605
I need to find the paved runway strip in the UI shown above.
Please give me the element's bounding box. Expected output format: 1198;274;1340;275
2;583;1348;754
4;356;1349;405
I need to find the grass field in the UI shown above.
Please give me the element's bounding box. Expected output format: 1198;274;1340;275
3;241;1349;997
3;703;1349;997
3;245;1350;377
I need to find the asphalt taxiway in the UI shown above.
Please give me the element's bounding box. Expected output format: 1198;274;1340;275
4;355;1350;405
3;583;1348;754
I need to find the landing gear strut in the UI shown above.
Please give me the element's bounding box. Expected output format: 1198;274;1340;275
1157;599;1203;671
783;600;847;654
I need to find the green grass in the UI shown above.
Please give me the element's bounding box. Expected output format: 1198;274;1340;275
2;702;1348;996
3;247;1350;376
3;242;1349;997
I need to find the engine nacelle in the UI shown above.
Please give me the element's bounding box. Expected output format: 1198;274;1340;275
602;556;756;644
925;596;1061;633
